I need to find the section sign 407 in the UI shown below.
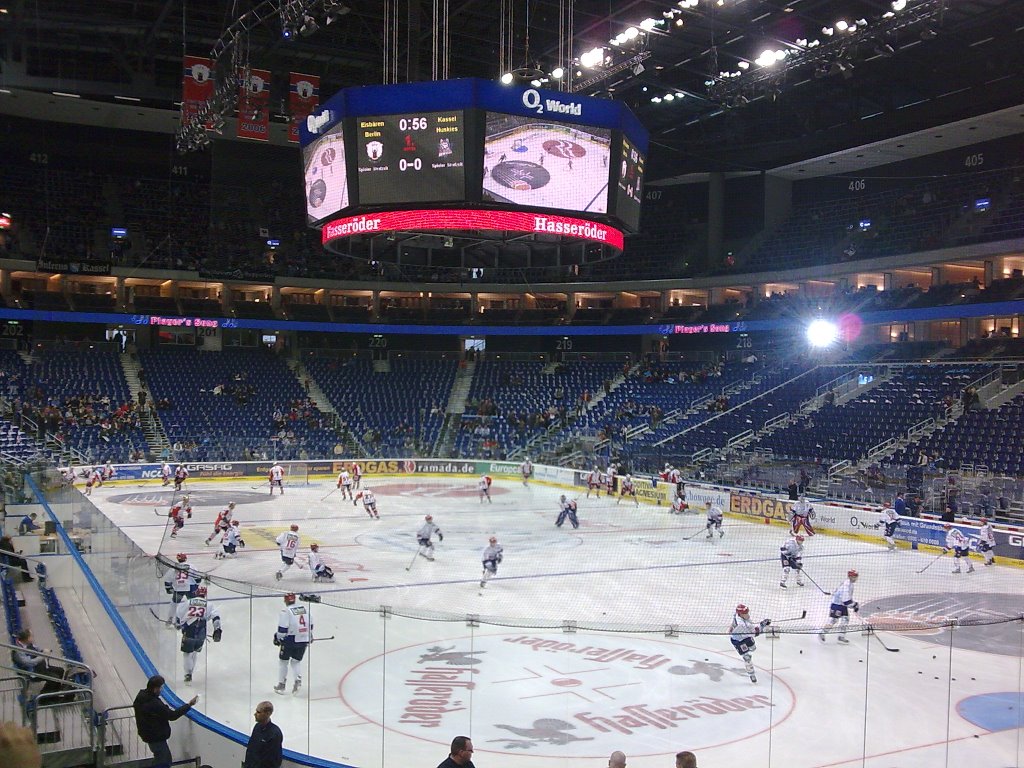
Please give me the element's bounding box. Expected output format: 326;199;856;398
356;111;466;205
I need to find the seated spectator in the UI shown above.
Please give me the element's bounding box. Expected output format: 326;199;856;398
0;535;33;582
12;629;69;695
19;512;40;535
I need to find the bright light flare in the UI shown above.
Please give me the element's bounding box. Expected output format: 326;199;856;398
806;319;839;348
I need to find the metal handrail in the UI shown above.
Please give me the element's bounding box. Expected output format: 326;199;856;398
0;639;97;691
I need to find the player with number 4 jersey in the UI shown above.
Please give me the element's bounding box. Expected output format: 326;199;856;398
274;593;311;695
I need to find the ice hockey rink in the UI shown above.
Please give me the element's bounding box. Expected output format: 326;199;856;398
80;474;1024;768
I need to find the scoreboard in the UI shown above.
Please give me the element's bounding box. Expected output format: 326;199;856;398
356;111;466;205
299;78;648;233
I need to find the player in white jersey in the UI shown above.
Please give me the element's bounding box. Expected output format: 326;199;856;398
102;461;116;482
480;536;503;589
275;524;301;580
977;517;996;566
667;466;683;499
943;524;974;573
604;465;617;496
556;495;579;529
779;535;805;588
174;465;189;492
819;569;859;643
520;458;533;486
175;585;221;683
354;487;379;519
163;553;201;624
268;463;285;496
336;469;353;500
586;467;602;498
60;467;76;487
617;474;639;506
307;543;334;582
274;593;312;694
705;502;724;539
879;507;900;551
478;475;492;503
729;604;771;683
161;462;172;486
206;502;236;545
350;461;362;489
790;496;816;537
215;520;244;559
167;495;193;538
416;515;443;561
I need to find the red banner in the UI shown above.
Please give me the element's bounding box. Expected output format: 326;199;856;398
288;72;320;143
237;68;271;141
181;56;213;127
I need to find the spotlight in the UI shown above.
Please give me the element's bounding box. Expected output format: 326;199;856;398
551;67;564;79
891;0;907;10
806;319;839;348
500;72;514;84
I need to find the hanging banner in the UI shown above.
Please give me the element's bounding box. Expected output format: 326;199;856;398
237;68;272;141
288;72;320;143
181;56;213;126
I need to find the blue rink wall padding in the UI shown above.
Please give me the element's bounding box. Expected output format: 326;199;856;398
956;692;1024;732
24;475;355;768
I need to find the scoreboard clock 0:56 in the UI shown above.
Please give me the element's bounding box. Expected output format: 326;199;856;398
356;111;466;205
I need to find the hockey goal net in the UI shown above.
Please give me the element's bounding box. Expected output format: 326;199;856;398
288;462;310;486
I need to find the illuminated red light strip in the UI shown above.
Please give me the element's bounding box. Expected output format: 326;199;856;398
321;208;624;250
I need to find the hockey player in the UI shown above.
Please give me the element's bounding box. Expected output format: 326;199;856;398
706;501;725;539
336;468;354;500
556;495;579;529
161;461;173;486
102;461;116;482
85;466;102;496
206;502;236;545
275;524;301;580
350;461;362;489
604;465;617;496
819;569;859;644
880;507;900;551
480;536;503;588
586;466;602;498
60;467;76;487
215;520;244;560
779;535;805;588
670;491;688;515
520;457;533;486
274;593;312;695
416;515;443;561
478;475;492;504
167;495;193;539
307;543;334;583
175;585;221;683
943;523;974;573
354;487;379;519
268;463;285;496
977;517;996;567
729;604;770;684
174;465;189;492
790;496;816;537
163;553;200;625
617;474;639;506
667;465;683;499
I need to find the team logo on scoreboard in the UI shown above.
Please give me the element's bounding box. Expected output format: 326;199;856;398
492;160;550;192
438;137;453;158
366;140;384;161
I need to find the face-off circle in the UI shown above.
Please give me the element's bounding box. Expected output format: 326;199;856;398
308;179;327;208
542;139;587;159
108;490;270;508
491;161;550;191
340;633;793;758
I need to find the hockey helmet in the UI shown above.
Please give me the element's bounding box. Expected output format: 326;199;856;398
979;516;988;522
231;520;240;526
310;543;319;550
795;535;805;542
943;523;952;529
176;553;188;563
736;603;750;615
182;495;190;504
847;569;859;580
488;536;497;544
560;494;566;502
228;502;236;509
290;524;299;532
284;593;296;605
524;456;530;462
195;586;207;597
425;514;433;521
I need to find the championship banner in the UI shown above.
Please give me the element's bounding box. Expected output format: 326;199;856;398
288;72;320;143
237;68;271;141
181;56;213;126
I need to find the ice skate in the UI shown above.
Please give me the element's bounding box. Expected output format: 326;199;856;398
818;632;826;642
749;672;757;683
837;636;850;644
293;678;302;694
952;567;961;574
184;674;192;684
779;581;787;589
274;683;287;695
797;580;805;586
967;564;975;573
275;571;283;581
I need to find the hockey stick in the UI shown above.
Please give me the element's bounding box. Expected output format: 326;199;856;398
682;526;709;541
915;550;946;574
772;609;808;623
311;635;335;642
251;481;269;490
404;549;420;572
797;567;831;596
148;607;172;626
865;625;900;652
320;487;338;502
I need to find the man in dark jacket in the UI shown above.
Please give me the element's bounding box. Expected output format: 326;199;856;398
244;700;283;768
132;674;198;768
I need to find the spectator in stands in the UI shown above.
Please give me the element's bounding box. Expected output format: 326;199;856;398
941;504;955;523
894;492;907;517
0;721;42;768
12;629;67;694
675;752;697;768
18;512;40;535
243;700;283;768
787;479;800;501
978;488;994;517
133;674;198;768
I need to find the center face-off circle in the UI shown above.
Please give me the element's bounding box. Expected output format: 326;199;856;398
491;160;550;191
542;139;587;159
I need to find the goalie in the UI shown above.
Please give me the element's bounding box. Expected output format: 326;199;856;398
729;604;770;684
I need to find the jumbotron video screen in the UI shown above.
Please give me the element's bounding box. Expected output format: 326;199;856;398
481;112;611;215
302;122;349;224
